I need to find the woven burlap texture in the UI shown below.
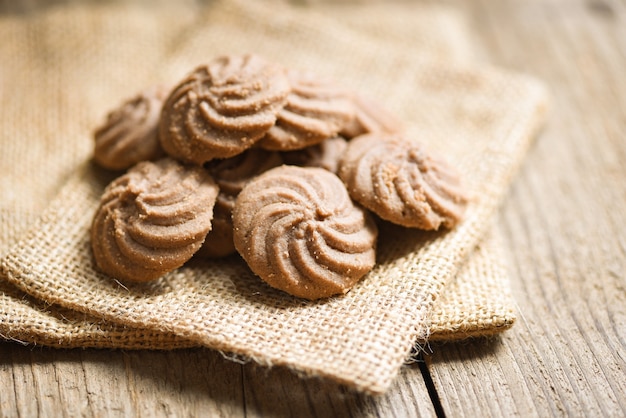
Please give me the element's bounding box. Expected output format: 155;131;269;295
0;0;548;393
0;0;513;351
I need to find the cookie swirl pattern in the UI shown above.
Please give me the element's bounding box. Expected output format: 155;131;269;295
339;134;468;230
159;54;290;164
258;70;354;151
94;86;167;170
233;165;378;300
91;158;219;282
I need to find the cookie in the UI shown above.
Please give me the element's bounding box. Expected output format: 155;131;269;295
91;158;219;282
257;69;354;151
338;134;467;230
198;148;283;258
159;54;290;164
340;93;403;139
233;165;378;300
281;135;348;174
93;85;167;170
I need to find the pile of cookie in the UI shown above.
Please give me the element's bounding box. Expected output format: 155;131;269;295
91;54;467;300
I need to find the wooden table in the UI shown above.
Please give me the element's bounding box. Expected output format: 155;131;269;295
1;0;625;416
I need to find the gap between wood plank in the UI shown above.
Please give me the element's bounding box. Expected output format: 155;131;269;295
417;351;446;418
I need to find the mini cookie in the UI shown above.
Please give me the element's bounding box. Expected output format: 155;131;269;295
338;134;467;230
257;69;354;151
233;165;378;300
340;93;403;139
281;136;348;174
198;148;283;258
91;158;219;282
159;54;290;164
94;85;167;170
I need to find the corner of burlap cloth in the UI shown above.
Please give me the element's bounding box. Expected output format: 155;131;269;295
0;0;549;394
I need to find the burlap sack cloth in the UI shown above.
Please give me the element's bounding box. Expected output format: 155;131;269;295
0;0;548;393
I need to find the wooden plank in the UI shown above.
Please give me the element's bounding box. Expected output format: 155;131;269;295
426;0;626;416
241;360;437;417
0;343;437;417
0;345;246;417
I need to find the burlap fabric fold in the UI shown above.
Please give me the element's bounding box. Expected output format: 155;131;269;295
0;0;514;350
0;0;547;393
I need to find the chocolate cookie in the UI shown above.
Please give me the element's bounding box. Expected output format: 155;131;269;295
94;85;167;170
198;148;283;258
257;69;354;151
340;93;403;139
338;134;467;230
281;135;348;174
233;165;378;300
91;158;219;282
159;54;290;164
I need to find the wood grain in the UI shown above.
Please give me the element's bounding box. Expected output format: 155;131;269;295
1;346;247;417
0;344;438;417
1;0;625;416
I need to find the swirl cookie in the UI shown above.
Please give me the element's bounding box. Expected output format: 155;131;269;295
339;134;467;230
91;158;219;282
340;93;403;139
94;85;167;170
159;54;290;164
198;149;283;258
258;70;354;151
233;165;378;300
281;136;348;174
